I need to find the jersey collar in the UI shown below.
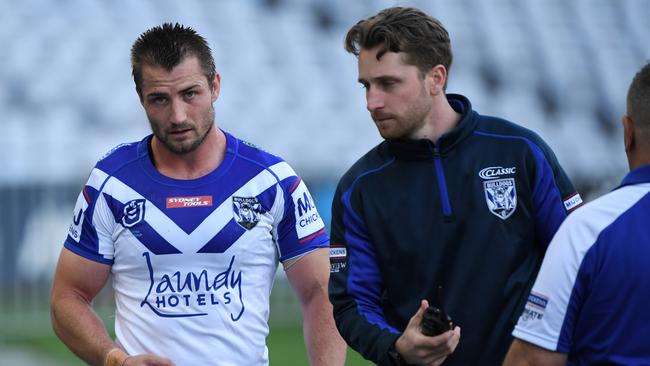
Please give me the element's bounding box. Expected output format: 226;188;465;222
618;164;650;188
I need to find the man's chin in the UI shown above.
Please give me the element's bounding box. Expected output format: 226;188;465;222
377;128;403;140
162;139;201;155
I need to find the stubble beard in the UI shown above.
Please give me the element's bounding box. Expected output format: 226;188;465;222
377;97;431;140
151;107;215;155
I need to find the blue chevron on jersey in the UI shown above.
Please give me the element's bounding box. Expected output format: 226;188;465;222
62;131;329;365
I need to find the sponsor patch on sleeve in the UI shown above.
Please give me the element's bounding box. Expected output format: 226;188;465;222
329;244;347;273
520;292;548;322
68;191;88;243
291;180;325;240
563;192;583;212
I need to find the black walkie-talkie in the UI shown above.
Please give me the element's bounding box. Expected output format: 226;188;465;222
421;285;454;336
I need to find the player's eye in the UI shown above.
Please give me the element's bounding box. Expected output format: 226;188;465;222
149;96;167;105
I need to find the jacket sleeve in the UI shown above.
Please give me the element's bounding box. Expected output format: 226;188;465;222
528;137;583;248
328;181;401;365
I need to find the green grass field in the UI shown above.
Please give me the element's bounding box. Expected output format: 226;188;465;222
4;325;371;365
0;308;372;365
1;282;373;365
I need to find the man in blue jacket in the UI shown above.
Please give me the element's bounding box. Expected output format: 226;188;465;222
329;7;582;365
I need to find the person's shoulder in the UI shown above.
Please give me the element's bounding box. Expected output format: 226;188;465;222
472;113;560;162
474;113;547;144
229;134;298;181
553;184;649;261
232;135;284;165
570;183;650;228
337;141;392;190
94;139;143;174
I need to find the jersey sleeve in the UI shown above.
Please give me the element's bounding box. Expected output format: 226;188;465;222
274;175;329;263
529;136;583;248
328;180;400;366
63;168;115;265
512;211;592;352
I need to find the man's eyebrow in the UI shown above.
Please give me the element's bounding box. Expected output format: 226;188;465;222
358;75;400;83
145;91;168;99
179;84;200;93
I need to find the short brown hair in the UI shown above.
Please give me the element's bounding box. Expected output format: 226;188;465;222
131;23;216;95
344;7;452;77
627;62;650;130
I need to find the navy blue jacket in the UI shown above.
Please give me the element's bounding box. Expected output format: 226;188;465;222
329;94;580;365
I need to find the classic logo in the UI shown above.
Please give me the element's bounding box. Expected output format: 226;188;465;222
232;196;261;230
478;166;517;180
122;199;146;228
484;178;517;219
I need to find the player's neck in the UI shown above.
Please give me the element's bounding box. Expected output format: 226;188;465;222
412;97;461;143
151;128;226;180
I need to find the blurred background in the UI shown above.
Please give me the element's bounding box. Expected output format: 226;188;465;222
1;0;648;364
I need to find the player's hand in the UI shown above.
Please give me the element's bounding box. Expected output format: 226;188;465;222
395;299;461;366
122;354;176;366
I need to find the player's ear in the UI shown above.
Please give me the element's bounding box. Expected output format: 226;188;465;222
210;72;221;102
623;115;635;153
425;65;447;96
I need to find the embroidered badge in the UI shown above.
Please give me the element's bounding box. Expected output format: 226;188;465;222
122;199;146;228
484;178;517;219
232;196;261;230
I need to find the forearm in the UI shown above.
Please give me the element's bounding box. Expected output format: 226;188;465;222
302;290;347;366
51;292;117;366
503;339;567;366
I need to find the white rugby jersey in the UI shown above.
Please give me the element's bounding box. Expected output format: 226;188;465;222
64;132;329;366
513;165;650;364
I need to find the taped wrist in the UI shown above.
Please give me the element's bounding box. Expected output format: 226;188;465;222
104;348;129;366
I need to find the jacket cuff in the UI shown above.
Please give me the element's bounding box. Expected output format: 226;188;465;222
377;333;402;366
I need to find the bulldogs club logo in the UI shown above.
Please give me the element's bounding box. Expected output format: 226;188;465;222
484;178;517;219
122;199;146;228
232;196;261;230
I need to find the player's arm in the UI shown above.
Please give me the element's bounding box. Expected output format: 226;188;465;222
286;247;347;366
503;339;567;366
51;248;174;366
50;247;121;365
528;135;582;247
328;181;407;365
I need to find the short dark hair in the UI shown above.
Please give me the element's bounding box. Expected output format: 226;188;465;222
627;62;650;130
131;23;216;94
344;7;452;78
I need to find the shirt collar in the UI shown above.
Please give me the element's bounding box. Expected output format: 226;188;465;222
618;164;650;188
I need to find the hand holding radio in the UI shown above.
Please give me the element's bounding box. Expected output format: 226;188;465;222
421;286;454;336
